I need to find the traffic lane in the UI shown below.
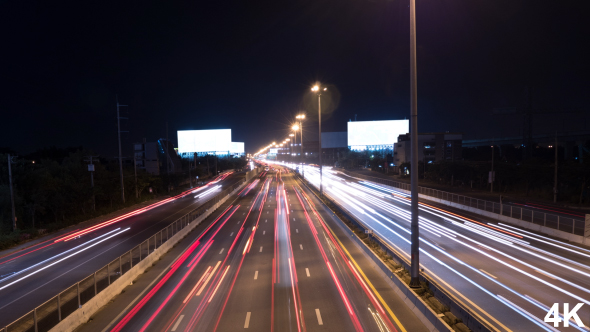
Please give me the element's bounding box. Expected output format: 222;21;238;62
0;180;238;326
0;175;244;327
334;189;555;332
214;179;274;332
112;178;264;331
0;173;241;272
288;178;404;332
303;186;430;332
286;186;360;332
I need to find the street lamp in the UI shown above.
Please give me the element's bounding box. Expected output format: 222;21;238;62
409;0;420;288
296;114;306;179
311;85;326;195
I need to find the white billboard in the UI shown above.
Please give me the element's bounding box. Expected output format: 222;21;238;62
177;129;232;153
230;142;245;153
348;120;409;147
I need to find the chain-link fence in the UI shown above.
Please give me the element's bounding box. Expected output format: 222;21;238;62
2;175;250;332
341;170;585;236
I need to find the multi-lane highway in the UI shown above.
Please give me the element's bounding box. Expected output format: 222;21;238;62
0;171;240;327
292;164;590;332
82;169;429;332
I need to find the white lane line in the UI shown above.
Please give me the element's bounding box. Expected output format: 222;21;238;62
293;218;296;221
244;312;251;328
267;211;269;214
259;246;263;252
306;268;310;277
263;231;266;235
243;212;245;215
219;248;224;254
171;315;184;331
296;229;298;233
254;271;258;280
536;270;556;280
238;221;240;224
300;244;303;250
265;219;267;223
315;309;323;325
230;232;234;236
479;269;497;279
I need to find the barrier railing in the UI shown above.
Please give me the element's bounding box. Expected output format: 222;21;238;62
341;170;586;236
3;177;249;332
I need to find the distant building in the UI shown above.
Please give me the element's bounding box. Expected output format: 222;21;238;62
393;132;462;165
134;141;160;175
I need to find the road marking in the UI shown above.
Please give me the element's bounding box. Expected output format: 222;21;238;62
265;219;267;223
306;268;310;277
536;270;556;280
219;248;224;254
315;309;323;325
238;221;240;224
230;232;234;236
479;269;497;279
300;244;303;250
171;315;184;331
296;229;298;233
293;218;296;221
263;231;266;235
259;246;263;252
243;212;245;215
254;271;258;280
267;211;269;214
244;312;251;328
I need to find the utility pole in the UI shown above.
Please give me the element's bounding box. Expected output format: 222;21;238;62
490;143;494;193
84;155;99;211
409;0;420;288
7;154;17;231
554;132;558;203
116;96;128;203
134;156;138;199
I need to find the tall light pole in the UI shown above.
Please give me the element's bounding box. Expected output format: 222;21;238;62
311;85;326;195
409;0;420;288
296;114;305;179
289;133;295;163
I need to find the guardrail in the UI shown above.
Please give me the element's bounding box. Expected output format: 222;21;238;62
341;170;586;236
2;177;249;332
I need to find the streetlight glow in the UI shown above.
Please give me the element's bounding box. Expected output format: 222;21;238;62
292;124;299;131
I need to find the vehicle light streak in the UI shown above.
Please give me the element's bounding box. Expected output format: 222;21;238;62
197;261;221;296
0;227;124;284
0;229;80;265
194;185;221;198
137;239;213;332
0;228;129;291
110;238;201;332
208;265;230;303
183;266;212;303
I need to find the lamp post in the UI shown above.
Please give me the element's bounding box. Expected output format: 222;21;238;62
311;85;325;195
409;0;420;288
289;134;295;164
296;114;305;179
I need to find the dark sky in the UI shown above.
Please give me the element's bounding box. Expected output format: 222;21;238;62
1;0;588;156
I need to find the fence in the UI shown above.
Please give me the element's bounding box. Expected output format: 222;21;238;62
2;177;249;332
341;170;586;236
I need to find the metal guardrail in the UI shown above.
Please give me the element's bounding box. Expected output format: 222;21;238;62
3;177;249;332
341;170;586;236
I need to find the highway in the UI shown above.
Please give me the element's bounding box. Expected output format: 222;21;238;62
292;164;590;332
85;169;429;332
0;171;241;328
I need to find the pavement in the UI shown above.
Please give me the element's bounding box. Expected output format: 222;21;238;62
346;168;588;219
78;169;429;332
298;165;590;332
0;172;242;328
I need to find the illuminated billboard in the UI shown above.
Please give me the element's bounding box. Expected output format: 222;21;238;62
177;129;232;153
230;142;245;153
347;120;409;148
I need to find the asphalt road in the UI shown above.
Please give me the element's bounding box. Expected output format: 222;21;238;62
296;164;590;332
0;172;242;327
83;169;429;332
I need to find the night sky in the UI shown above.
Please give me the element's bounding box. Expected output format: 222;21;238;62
1;0;587;156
